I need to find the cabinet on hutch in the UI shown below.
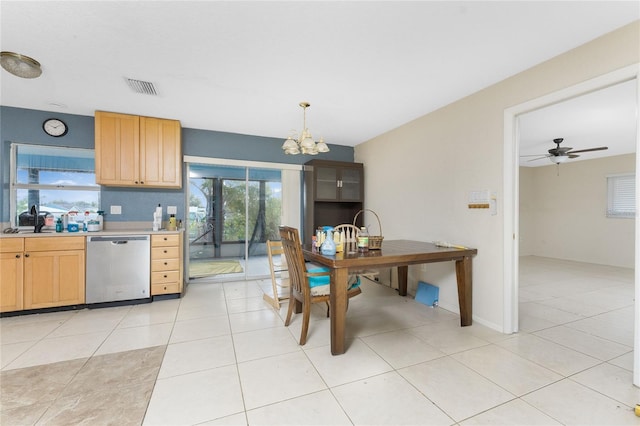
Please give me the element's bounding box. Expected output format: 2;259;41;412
303;160;364;245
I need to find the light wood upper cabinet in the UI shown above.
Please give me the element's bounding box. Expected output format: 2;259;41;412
95;111;182;188
140;117;182;188
95;111;140;186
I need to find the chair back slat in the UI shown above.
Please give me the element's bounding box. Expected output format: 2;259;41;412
279;226;309;299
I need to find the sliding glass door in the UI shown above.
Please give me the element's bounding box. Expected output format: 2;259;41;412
188;163;282;280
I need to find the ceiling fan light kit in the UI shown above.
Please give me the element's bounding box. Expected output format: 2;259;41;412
549;155;569;164
282;102;330;155
0;51;42;79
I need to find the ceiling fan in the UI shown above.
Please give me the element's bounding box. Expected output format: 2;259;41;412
522;138;608;164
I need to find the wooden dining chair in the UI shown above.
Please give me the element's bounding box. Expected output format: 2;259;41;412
332;223;359;252
262;240;289;310
279;226;362;345
333;223;379;281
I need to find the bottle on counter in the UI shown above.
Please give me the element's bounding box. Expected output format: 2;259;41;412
55;218;63;233
83;211;90;231
97;210;104;231
315;227;324;248
334;228;344;252
320;226;337;255
168;214;177;231
358;226;369;252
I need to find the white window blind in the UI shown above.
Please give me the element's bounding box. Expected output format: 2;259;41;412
607;174;635;218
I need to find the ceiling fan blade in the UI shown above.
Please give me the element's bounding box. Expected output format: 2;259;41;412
566;146;608;154
526;156;549;162
568;154;580;158
520;153;547;157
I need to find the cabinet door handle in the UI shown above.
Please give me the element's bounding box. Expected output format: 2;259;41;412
163;237;168;241
15;254;21;259
163;275;168;278
164;262;168;265
140;181;144;184
24;253;29;257
163;250;168;253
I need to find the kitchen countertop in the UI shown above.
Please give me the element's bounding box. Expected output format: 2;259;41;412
0;229;184;239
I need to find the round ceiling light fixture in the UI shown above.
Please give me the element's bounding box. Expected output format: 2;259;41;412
0;51;42;79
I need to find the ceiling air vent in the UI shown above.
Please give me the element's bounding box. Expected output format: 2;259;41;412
125;77;158;95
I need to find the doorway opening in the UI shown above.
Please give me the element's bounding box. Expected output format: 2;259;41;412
503;64;639;385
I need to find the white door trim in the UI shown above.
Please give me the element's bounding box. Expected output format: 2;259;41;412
503;63;639;385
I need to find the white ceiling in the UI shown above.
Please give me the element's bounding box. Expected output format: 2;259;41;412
1;1;638;150
519;79;637;167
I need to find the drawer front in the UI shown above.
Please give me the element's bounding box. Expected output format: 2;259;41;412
151;282;180;295
151;258;179;272
151;234;179;247
151;246;179;259
25;236;85;252
152;270;180;284
0;238;24;253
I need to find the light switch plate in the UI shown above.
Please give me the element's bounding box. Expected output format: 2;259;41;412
167;206;177;215
110;205;122;215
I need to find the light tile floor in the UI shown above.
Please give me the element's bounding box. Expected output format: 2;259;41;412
1;255;638;425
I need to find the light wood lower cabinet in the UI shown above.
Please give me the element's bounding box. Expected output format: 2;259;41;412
23;237;85;310
0;236;85;313
0;239;24;312
151;234;183;295
1;233;183;314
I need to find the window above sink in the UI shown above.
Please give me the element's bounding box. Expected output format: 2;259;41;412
10;143;100;229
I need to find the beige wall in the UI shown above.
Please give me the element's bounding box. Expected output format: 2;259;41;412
355;21;639;330
520;154;635;268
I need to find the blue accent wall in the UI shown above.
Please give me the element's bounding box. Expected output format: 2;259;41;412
0;106;354;223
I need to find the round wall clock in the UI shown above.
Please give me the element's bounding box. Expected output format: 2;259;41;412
43;118;68;137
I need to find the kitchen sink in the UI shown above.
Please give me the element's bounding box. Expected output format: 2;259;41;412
18;230;54;234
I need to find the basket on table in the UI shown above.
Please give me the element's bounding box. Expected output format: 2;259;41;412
353;209;384;250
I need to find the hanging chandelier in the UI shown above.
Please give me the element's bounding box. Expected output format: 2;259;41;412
0;51;42;79
282;102;330;155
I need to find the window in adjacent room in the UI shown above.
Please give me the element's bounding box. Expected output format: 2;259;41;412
606;173;635;218
10;143;100;227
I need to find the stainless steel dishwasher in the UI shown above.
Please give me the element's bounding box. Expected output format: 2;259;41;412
86;235;150;304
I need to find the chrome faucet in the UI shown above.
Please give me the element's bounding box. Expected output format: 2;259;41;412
31;205;44;233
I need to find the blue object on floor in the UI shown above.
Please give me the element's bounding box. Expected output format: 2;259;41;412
415;281;439;307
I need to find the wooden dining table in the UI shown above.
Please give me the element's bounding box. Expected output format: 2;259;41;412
302;240;478;355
